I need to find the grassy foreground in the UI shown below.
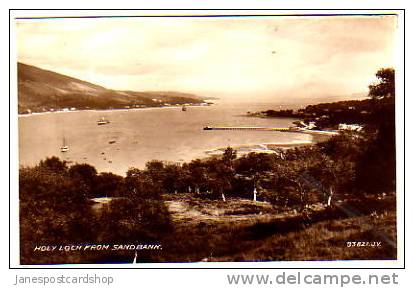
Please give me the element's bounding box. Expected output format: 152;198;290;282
154;193;396;263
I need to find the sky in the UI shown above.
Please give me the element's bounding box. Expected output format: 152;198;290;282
16;15;398;102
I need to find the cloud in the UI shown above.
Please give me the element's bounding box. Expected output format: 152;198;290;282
16;15;397;101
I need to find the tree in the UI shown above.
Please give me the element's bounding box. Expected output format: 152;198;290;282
223;146;237;169
145;160;165;190
68;163;97;198
271;164;304;210
235;152;275;199
307;155;343;207
68;163;97;181
19;165;91;264
186;159;209;193
125;168;162;199
209;147;238;200
97;196;171;244
368;68;395;100
94;172;124;197
356;67;396;193
39;156;67;174
20;159;173;264
162;163;184;194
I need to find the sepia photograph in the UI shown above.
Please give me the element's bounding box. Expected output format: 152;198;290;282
12;11;402;266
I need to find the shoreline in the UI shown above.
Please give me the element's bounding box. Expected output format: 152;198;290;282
203;132;333;157
18;103;211;118
19;133;333;176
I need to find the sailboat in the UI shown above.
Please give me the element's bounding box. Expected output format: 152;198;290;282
97;116;110;125
60;137;69;152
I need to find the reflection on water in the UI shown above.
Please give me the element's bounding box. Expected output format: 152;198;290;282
19;102;312;175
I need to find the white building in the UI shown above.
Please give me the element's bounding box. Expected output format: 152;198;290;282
338;123;363;132
306;121;317;130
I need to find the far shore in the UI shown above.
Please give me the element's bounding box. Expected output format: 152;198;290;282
18;103;211;118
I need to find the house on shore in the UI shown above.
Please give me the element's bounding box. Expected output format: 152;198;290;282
338;123;363;132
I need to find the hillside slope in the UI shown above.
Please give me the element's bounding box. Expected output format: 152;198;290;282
18;62;206;113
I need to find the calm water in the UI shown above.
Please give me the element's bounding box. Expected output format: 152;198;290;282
19;102;312;175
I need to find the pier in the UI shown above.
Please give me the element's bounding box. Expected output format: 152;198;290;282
202;126;339;136
203;126;292;132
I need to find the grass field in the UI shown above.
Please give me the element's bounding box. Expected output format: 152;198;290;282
22;192;396;264
156;193;396;263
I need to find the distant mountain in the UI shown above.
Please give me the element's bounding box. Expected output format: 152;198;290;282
18;62;207;114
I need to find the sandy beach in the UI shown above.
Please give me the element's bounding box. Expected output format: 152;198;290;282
204;131;334;157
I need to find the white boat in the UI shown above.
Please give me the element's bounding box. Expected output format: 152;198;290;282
97;117;110;125
60;137;69;152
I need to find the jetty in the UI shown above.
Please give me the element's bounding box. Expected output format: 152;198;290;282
203;126;292;132
202;126;339;136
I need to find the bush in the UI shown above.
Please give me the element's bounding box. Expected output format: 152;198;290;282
19;158;172;264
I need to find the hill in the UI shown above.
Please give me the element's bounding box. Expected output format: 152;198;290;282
17;62;207;114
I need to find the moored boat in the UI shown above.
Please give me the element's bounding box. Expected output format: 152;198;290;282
60;137;69;152
97;117;110;125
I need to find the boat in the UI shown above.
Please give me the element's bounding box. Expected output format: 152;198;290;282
60;137;69;152
97;117;110;125
181;105;187;111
